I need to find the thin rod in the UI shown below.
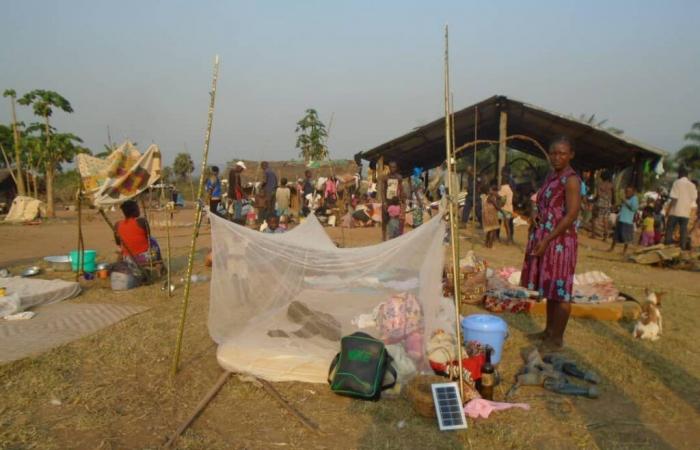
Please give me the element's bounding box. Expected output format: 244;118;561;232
172;55;220;375
443;25;465;401
472;106;478;249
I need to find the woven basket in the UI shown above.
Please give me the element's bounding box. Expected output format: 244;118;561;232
406;375;446;418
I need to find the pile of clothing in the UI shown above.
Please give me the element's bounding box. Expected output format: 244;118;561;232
483;268;620;313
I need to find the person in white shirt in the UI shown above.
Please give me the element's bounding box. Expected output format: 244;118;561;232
498;169;515;243
664;167;698;249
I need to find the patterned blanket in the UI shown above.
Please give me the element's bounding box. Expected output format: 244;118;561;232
77;141;162;207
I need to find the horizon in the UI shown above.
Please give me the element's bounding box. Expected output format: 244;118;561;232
1;0;699;169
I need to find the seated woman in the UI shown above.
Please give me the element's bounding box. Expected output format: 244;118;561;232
114;200;161;267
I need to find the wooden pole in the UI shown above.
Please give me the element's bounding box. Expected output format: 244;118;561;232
172;55;220;375
472;106;478;249
378;156;386;241
259;378;320;432
166;203;173;297
164;371;231;449
497;109;508;186
443;25;465;401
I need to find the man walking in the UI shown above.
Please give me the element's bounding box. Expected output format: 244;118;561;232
227;161;246;223
261;161;278;221
665;167;698;249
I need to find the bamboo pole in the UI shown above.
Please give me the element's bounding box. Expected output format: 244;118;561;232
172;55;220;375
378;156;386;241
472;106;478;250
443;25;465;401
166;203;173;297
497;110;508;185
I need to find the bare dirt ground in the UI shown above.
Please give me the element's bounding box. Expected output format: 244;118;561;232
1;211;699;449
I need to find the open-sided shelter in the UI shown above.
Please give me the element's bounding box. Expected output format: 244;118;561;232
355;95;667;190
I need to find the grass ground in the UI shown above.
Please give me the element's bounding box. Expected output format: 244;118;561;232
1;214;699;449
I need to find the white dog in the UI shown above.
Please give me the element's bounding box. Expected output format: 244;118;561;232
633;290;663;341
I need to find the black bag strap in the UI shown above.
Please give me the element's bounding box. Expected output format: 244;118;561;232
381;354;398;390
327;352;340;385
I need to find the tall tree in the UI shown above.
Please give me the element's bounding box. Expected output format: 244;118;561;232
173;152;195;200
295;109;328;163
3;89;26;195
18;90;74;216
25;123;88;216
676;122;700;172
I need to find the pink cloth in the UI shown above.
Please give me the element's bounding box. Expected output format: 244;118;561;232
640;231;655;247
463;399;530;419
387;205;401;218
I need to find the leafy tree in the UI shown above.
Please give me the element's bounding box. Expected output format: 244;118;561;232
577;113;624;136
173;152;194;180
24;122;89;214
3;89;26;194
676;122;700;172
18;90;75;216
173;152;195;200
295;109;328;163
161;166;173;184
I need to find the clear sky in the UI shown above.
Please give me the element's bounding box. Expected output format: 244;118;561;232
1;0;699;168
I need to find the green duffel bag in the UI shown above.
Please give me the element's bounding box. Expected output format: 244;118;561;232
328;332;397;400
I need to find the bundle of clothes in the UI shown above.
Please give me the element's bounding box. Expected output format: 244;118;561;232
483;268;621;313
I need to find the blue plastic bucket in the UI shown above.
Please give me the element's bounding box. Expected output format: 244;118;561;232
70;250;97;273
461;314;508;364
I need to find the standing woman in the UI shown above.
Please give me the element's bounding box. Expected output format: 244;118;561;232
521;136;581;350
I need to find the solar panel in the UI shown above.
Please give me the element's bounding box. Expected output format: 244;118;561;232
431;382;467;431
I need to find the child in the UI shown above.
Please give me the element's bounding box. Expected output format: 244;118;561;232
640;206;655;247
262;214;285;234
205;166;222;217
653;200;665;244
609;186;639;255
482;181;501;248
386;197;402;239
275;177;292;219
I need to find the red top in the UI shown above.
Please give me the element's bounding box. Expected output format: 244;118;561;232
117;218;149;256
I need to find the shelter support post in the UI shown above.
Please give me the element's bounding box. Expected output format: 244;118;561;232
632;155;645;192
172;55;220;376
378;156;386;241
497;110;507;185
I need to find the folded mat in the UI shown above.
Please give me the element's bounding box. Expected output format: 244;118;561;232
0;276;81;311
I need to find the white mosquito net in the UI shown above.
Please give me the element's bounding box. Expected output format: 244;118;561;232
209;213;453;383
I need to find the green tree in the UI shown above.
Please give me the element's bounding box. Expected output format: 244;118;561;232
3;89;26;195
24;122;89;214
295;109;328;163
676;122;700;172
173;152;194;180
161;166;173;184
173;152;195;200
18;90;75;216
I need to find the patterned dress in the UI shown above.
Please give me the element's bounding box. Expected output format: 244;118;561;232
521;166;579;302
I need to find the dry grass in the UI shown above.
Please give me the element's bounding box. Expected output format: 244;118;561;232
0;224;699;449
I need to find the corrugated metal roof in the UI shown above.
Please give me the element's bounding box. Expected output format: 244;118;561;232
356;95;667;173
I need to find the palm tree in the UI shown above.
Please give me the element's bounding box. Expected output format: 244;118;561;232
3;89;26;195
18;90;74;216
676;122;700;172
577;113;624;136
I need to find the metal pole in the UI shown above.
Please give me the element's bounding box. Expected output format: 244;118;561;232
443;25;465;401
172;55;220;375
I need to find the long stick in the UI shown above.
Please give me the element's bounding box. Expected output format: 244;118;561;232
472;106;478;250
259;378;320;432
0;144;19;186
166;203;173;297
443;25;465;401
172;55;220;375
164;371;231;449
